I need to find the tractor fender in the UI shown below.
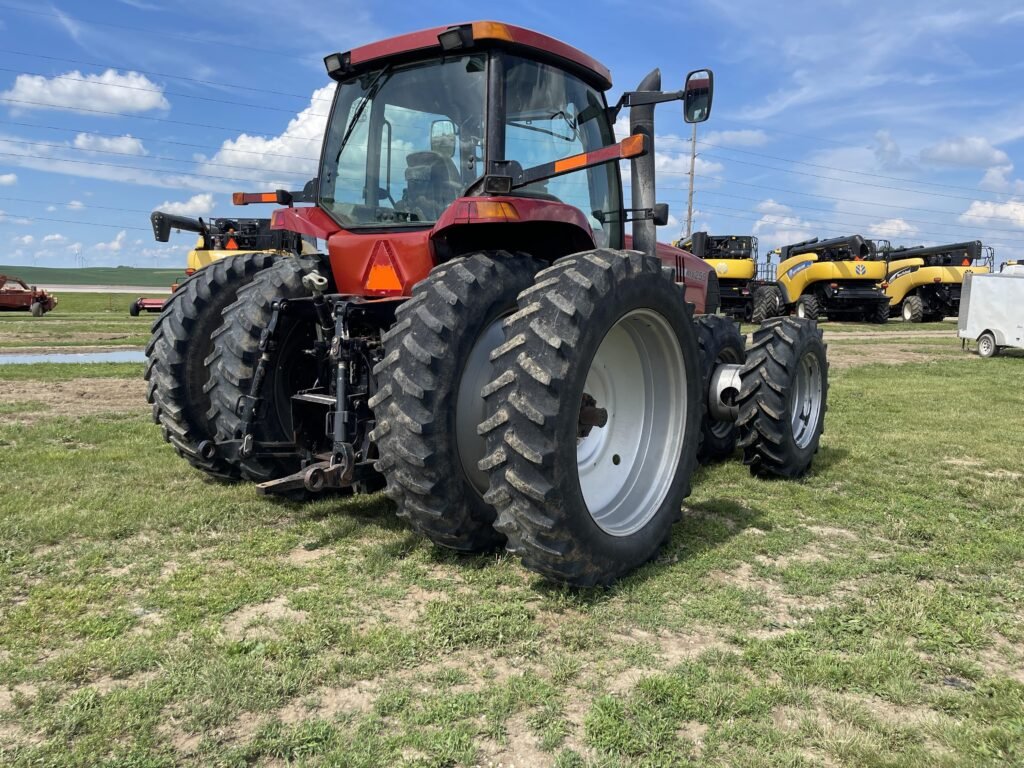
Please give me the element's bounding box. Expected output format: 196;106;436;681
431;196;596;263
641;239;713;315
270;206;342;241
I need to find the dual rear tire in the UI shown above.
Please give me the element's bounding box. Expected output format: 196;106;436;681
373;249;702;586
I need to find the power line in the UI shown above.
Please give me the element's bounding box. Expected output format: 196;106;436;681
0;120;322;162
693;139;1000;195
694;201;1024;247
0;66;328;116
691;173;1024;226
0;2;314;62
0;97;323;138
0;137;311;177
0;47;332;102
0;149;304;185
0;212;148;231
696;188;1024;236
697;151;998;204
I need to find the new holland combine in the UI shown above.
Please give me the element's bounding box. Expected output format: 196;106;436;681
882;240;992;322
130;213;309;315
757;235;890;323
675;232;761;320
145;22;829;586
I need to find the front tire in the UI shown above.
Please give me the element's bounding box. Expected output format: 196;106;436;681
737;318;828;479
480;249;701;587
30;301;44;317
695;315;745;463
369;252;540;552
901;295;923;323
795;295;819;321
129;300;141;317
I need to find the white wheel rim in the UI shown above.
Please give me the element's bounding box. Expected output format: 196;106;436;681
790;351;823;449
576;309;687;537
456;315;506;496
979;337;993;356
797;302;806;318
903;303;912;321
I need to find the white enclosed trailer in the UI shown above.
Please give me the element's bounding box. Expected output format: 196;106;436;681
958;271;1024;357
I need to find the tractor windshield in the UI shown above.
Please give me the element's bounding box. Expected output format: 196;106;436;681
319;54;487;227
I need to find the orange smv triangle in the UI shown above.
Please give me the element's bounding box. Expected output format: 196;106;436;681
225;237;238;250
364;240;403;293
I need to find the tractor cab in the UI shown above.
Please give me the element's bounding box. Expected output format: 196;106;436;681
251;22;714;304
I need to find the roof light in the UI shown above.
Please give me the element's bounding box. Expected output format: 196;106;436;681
439;25;473;51
471;22;513;42
470;201;519;220
324;52;351;79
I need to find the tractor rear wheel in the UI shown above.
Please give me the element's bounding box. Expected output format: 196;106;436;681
205;256;326;482
695;315;745;463
795;295;819;321
901;295;923;323
370;252;540;552
480;249;701;586
129;300;141;317
737;317;828;479
145;253;279;478
751;285;780;323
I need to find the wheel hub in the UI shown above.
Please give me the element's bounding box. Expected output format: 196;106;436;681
790;351;823;449
456;315;507;496
576;309;687;537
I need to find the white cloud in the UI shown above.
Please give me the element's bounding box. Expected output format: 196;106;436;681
67;200;85;210
869;218;919;238
0;173;16;185
1;69;169;115
43;233;67;243
197;84;332;186
66;241;83;252
94;230;127;252
702;129;769;147
978;164;1024;194
73;132;147;155
154;193;215;217
46;205;57;212
920;136;1009;168
12;234;34;245
959;199;1024;229
752;199;816;251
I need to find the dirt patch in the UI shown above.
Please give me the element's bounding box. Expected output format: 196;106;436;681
0;683;38;711
982;469;1023;481
0;331;141;345
0;377;147;424
824;343;951;369
276;681;379;724
91;670;158;694
605;627;727;694
285;544;329;566
822;330;953;341
713;563;830;630
475;713;552;768
756;542;830;569
222;596;308;641
364;584;449;631
805;525;859;542
677;720;709;755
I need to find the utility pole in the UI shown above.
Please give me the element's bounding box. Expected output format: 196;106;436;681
685;121;697;237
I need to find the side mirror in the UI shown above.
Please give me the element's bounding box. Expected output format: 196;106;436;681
653;203;669;226
683;69;714;124
430;119;457;157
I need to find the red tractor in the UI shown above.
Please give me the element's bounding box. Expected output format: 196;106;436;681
146;22;828;585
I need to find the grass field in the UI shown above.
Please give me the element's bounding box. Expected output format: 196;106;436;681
0;265;180;289
0;322;1021;767
0;293;153;352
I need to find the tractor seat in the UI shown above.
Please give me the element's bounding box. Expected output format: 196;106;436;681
401;151;463;221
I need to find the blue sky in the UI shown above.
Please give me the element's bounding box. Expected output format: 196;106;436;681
1;0;1023;269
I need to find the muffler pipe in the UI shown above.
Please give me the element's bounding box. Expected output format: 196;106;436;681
630;68;661;260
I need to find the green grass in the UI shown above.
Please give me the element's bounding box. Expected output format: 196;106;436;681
0;265;181;288
0;349;1021;766
0;293;154;351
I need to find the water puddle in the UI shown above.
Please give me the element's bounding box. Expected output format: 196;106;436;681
0;350;146;365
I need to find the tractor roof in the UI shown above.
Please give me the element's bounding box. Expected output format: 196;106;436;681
334;21;613;91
